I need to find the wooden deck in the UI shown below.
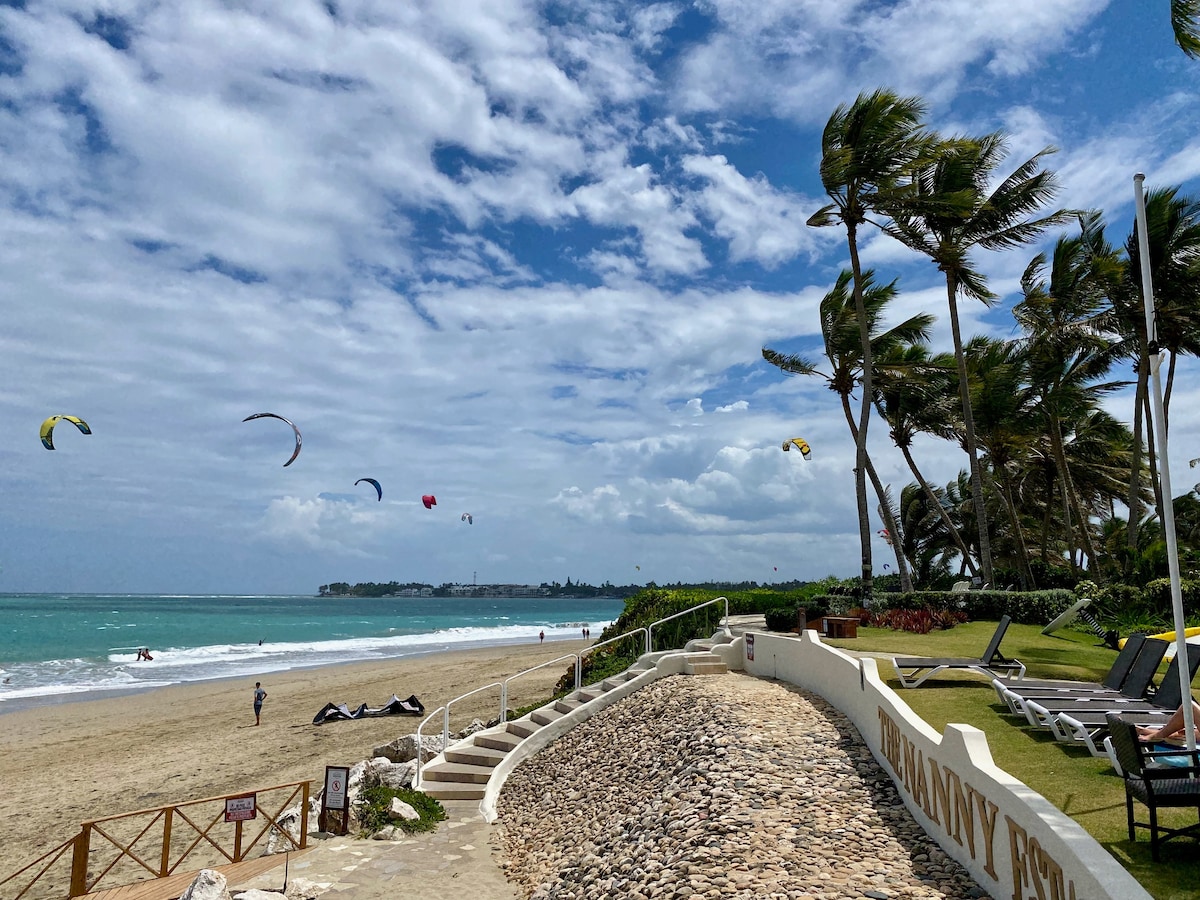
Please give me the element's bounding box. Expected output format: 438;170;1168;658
80;850;307;900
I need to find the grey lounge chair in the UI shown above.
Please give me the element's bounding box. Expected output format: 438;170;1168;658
994;632;1150;694
996;635;1167;707
892;615;1024;688
1013;642;1200;719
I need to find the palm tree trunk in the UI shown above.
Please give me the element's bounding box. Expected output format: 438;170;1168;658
1049;411;1099;570
1143;386;1164;520
944;273;995;585
839;395;912;591
1164;350;1177;435
987;466;1034;589
1126;359;1148;570
846;225;875;597
897;442;979;577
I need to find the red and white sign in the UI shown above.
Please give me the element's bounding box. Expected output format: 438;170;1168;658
324;766;350;811
224;795;257;822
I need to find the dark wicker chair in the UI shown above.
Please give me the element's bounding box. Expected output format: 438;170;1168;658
1106;712;1200;859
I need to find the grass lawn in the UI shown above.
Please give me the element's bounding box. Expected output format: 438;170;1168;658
818;621;1198;900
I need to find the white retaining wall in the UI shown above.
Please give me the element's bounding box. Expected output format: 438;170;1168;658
741;629;1149;900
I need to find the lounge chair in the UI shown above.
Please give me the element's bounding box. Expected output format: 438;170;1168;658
892;615;1025;688
1106;712;1200;860
1011;642;1200;719
994;635;1167;708
1004;645;1200;756
991;633;1154;697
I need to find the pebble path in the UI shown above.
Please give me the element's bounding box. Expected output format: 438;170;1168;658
496;673;990;900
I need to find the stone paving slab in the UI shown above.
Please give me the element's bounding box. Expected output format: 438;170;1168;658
232;801;519;900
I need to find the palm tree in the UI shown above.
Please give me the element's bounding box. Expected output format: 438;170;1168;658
871;342;980;577
886;132;1070;586
1172;0;1200;57
1015;217;1122;574
1127;187;1200;429
1109;187;1200;555
806;88;931;597
763;269;932;591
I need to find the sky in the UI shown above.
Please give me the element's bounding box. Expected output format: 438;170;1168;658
2;0;1199;595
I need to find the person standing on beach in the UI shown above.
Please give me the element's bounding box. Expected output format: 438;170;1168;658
253;682;267;725
539;630;544;644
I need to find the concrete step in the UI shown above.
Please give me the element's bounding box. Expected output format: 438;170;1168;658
554;698;582;714
684;659;727;675
506;718;540;739
445;743;508;768
474;729;522;753
419;761;494;784
419;780;486;800
530;706;566;726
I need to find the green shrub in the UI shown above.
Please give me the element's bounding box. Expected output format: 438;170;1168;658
764;606;801;632
851;589;1072;625
354;786;446;837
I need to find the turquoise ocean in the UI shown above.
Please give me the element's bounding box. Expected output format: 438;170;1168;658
0;593;624;713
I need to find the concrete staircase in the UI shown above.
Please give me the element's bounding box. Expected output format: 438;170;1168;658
418;641;730;800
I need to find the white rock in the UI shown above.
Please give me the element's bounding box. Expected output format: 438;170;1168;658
232;890;286;900
457;718;487;739
388;798;420;821
283;877;329;900
373;733;445;763
179;869;231;900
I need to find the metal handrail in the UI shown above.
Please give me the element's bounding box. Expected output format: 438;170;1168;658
577;627;648;688
501;653;580;721
646;596;728;653
412;597;730;789
414;681;502;789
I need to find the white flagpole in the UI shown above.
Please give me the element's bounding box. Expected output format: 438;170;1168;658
1134;172;1195;754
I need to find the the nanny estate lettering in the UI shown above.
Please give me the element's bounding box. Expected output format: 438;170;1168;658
878;708;1079;900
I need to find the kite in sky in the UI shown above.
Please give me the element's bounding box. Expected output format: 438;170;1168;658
40;415;91;450
461;513;473;524
242;413;302;467
781;438;811;459
356;478;382;501
422;495;437;509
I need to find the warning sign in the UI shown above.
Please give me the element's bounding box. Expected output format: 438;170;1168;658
224;795;257;822
324;766;350;811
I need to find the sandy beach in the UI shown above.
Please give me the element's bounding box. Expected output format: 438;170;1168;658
0;639;589;882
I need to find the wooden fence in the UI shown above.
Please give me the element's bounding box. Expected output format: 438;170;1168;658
0;781;310;900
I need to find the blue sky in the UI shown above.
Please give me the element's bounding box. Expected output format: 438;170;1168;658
2;0;1198;594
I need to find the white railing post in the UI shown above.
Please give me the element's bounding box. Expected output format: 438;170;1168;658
574;656;581;690
442;707;450;748
500;683;508;723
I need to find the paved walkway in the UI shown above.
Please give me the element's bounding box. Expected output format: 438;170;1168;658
233;800;519;900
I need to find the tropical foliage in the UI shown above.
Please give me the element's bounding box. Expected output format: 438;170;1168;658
768;88;1200;601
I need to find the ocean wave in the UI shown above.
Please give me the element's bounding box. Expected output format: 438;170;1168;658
0;620;613;707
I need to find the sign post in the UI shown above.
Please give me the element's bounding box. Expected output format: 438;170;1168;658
319;766;351;836
224;794;257;861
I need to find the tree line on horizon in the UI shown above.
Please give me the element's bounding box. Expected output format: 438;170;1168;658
317;577;815;598
765;78;1200;597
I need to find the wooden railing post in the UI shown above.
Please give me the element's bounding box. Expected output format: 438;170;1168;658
69;826;90;897
161;806;174;876
299;781;310;849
